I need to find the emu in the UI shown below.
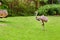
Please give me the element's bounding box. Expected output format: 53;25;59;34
0;10;8;18
35;11;48;30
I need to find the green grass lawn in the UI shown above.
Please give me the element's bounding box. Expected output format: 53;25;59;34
0;16;60;40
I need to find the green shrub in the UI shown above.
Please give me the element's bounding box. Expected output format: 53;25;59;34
0;0;35;16
17;3;35;16
38;4;60;15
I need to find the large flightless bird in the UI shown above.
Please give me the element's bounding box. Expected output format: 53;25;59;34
35;11;48;30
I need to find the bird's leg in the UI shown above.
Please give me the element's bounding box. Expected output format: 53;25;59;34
42;21;45;30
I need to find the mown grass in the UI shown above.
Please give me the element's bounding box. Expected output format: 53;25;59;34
0;16;60;40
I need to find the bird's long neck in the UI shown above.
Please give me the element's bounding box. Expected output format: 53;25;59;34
36;13;37;19
35;11;38;19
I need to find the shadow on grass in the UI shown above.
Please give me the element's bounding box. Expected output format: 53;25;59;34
0;20;11;24
8;15;34;17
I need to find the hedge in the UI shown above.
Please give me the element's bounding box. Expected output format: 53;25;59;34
38;4;60;15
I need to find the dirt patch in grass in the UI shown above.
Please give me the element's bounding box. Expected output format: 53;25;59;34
0;23;8;27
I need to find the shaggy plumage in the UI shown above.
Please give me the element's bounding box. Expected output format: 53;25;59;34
0;10;8;18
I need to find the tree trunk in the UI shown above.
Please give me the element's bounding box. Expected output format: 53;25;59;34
48;0;53;4
52;0;53;4
34;0;39;10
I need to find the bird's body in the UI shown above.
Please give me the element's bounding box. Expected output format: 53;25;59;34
0;10;8;18
40;15;48;22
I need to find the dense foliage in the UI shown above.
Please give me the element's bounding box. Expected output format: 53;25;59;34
0;0;36;16
38;4;60;15
0;0;60;16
